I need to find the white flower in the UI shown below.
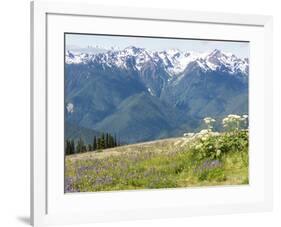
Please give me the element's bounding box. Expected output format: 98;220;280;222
211;132;220;136
199;129;209;135
201;135;208;141
203;117;216;132
183;132;195;137
204;117;216;124
222;114;244;131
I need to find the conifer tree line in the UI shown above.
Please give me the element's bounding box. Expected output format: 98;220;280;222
65;132;120;155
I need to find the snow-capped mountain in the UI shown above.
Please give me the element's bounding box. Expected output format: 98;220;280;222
65;46;249;144
65;47;249;77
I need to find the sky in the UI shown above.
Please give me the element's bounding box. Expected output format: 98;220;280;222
65;33;249;59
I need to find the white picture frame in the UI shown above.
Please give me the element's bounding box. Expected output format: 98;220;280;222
31;1;273;226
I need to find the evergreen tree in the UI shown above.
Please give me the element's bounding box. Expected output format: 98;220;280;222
108;134;114;148
70;139;75;154
66;132;125;155
65;139;76;155
65;139;70;155
76;137;85;153
100;133;105;149
97;137;101;150
93;136;97;151
105;133;109;149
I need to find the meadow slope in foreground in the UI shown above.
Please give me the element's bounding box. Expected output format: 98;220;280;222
65;130;248;192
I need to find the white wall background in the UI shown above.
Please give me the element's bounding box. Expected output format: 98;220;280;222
0;0;280;226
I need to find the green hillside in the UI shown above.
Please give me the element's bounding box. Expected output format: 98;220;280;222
65;129;248;192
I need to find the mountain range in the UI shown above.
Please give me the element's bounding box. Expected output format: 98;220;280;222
65;46;249;144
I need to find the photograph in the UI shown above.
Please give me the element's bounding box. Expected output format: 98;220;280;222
64;33;249;193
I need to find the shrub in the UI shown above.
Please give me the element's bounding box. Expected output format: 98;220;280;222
222;114;248;132
189;130;248;161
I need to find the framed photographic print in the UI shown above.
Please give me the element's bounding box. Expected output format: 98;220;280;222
31;1;273;226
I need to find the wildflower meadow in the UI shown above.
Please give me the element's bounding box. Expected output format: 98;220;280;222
65;114;249;192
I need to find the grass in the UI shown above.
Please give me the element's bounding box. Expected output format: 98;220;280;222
65;130;248;193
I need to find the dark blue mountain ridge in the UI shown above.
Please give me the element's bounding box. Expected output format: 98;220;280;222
65;47;248;144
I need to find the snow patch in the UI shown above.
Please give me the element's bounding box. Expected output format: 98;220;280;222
65;47;249;77
66;103;74;113
147;88;155;96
